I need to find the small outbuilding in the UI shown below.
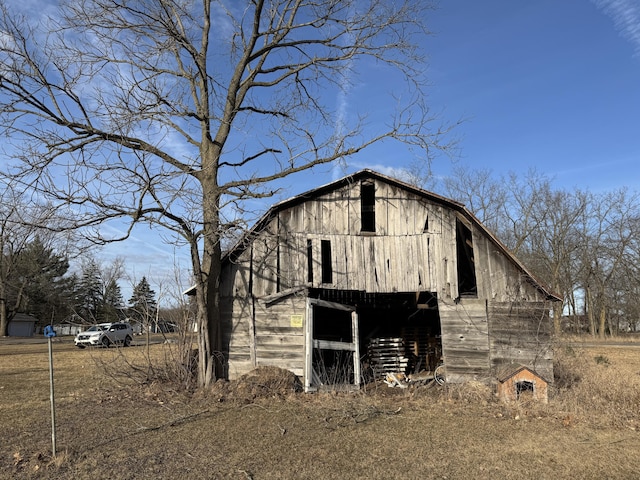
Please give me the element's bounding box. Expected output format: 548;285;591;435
7;313;38;337
497;365;549;403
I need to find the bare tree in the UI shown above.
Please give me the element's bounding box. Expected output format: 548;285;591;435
0;181;76;335
524;189;589;335
440;165;508;234
577;189;640;338
0;0;451;386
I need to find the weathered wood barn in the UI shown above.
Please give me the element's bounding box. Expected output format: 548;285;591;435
220;169;560;391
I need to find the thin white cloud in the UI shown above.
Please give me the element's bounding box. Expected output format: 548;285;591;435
330;4;357;182
592;0;640;56
347;162;416;183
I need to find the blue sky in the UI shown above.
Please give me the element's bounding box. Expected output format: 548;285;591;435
37;1;640;300
421;0;640;192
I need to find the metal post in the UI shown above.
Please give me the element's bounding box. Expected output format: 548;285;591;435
48;336;57;457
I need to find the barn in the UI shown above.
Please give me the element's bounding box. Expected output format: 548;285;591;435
219;169;560;391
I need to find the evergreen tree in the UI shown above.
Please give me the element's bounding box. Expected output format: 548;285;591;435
128;277;157;332
5;236;73;328
96;278;123;323
74;258;124;324
75;259;103;323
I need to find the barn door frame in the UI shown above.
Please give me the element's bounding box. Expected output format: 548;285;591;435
304;297;360;392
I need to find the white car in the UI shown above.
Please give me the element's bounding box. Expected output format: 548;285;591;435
74;322;133;348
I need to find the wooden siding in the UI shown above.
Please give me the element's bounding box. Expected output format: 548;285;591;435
246;181;461;297
223;290;307;379
251;223;279;298
473;228;546;303
438;298;491;382
488;301;553;382
221;296;253;379
254;294;306;376
225;178;547;304
277;180;451;236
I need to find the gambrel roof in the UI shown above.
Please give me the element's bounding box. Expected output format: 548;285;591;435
223;169;561;302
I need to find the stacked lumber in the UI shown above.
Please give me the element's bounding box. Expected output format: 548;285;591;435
367;337;410;378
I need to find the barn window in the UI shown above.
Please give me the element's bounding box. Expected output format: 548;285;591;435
276;241;281;292
321;240;333;284
456;219;477;297
360;181;375;232
307;239;313;283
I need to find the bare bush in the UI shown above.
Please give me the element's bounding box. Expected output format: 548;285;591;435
206;366;302;404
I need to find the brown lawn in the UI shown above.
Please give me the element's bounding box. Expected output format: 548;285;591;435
1;336;640;479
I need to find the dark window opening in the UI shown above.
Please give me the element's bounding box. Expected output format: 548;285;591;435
276;241;281;292
307;239;313;283
423;216;429;232
361;181;376;232
516;380;535;399
321;240;332;284
313;306;353;343
456;219;477;296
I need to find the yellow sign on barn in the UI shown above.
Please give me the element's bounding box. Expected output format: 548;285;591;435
290;315;303;328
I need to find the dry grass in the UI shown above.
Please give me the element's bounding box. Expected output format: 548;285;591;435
551;342;640;429
1;336;640;479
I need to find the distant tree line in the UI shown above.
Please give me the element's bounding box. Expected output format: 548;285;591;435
0;236;162;335
434;166;640;337
0;187;164;336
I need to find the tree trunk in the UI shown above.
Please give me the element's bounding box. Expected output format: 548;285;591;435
194;152;225;388
553;305;562;336
586;287;596;336
0;298;7;337
598;303;607;339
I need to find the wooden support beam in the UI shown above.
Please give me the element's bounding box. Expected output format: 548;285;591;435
308;297;356;312
313;339;356;351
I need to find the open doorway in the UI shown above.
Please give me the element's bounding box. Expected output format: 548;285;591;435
357;291;442;381
304;298;359;392
305;290;442;390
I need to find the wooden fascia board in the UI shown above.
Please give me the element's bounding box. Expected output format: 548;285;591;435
308;297;356;312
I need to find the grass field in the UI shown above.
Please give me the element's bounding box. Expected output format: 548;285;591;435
1;336;640;479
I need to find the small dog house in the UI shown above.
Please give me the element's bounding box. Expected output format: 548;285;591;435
497;365;548;403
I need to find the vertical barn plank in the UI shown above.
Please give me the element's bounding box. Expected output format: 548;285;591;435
376;180;389;235
352;311;361;386
304;298;313;391
348;182;360;235
321;195;332;233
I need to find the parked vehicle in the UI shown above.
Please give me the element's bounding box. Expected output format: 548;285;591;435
74;322;133;348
